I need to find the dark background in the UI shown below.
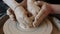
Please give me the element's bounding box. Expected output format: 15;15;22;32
0;0;8;17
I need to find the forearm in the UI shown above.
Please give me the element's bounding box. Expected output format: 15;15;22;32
50;4;60;14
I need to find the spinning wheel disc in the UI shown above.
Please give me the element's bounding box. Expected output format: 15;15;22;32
3;19;53;34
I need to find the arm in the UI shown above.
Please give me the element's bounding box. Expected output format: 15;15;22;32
50;4;60;14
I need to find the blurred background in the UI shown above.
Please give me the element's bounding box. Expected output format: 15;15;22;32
0;0;8;17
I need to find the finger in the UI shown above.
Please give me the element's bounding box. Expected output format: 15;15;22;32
27;0;40;17
7;8;16;21
7;8;14;15
9;14;16;21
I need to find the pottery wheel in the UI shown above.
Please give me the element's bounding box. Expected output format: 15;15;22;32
3;19;53;34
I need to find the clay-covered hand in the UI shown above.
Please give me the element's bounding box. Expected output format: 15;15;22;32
4;0;34;29
4;0;52;29
27;0;52;27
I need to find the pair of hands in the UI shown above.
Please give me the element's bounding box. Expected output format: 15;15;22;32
4;0;52;28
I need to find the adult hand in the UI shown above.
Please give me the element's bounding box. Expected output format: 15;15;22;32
5;0;52;28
